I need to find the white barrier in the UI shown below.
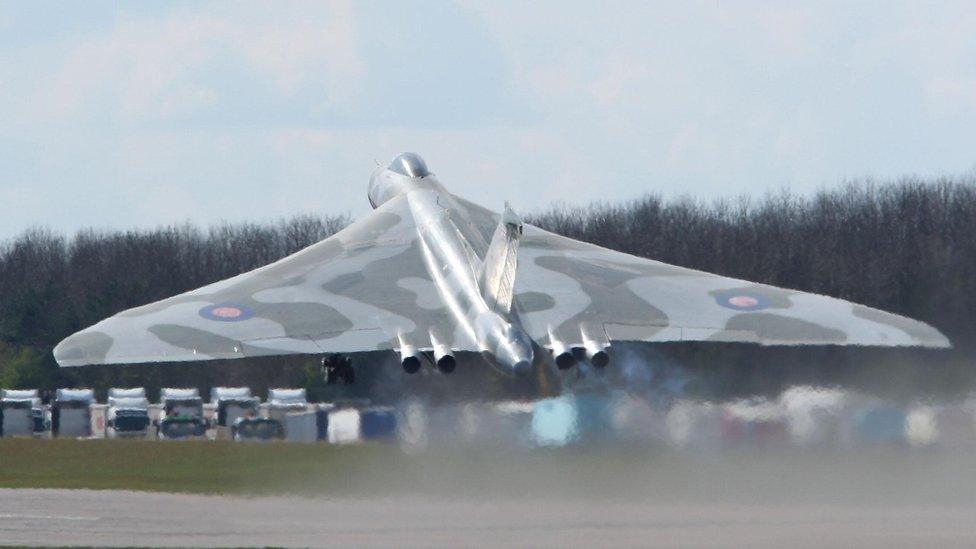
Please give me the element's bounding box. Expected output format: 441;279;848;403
327;409;361;444
285;411;318;443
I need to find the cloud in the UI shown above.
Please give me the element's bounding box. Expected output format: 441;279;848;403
926;77;976;113
2;1;521;133
467;1;976;191
241;2;365;99
1;1;975;240
20;1;366;126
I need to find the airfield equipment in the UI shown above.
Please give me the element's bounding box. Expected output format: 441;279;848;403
327;408;361;444
108;387;146;399
158;388;206;439
56;153;950;383
31;401;48;434
359;407;397;440
283;411;318;443
232;416;284;441
1;389;43;437
211;387;259;427
211;386;259;440
266;388;308;422
314;404;335;441
52;388;94;437
106;388;150;438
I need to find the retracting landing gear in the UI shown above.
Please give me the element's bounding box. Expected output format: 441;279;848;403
322;355;355;385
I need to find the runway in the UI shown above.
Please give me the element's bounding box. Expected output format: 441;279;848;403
2;488;976;548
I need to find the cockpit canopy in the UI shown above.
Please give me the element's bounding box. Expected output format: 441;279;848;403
388;152;430;178
368;152;434;209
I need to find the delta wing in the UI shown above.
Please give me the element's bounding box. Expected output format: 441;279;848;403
54;195;466;366
510;225;950;349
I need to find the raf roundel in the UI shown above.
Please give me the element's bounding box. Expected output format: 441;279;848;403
199;303;254;322
728;295;759;308
714;291;772;312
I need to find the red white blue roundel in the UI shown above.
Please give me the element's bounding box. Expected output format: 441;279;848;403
713;290;771;311
199;303;254;322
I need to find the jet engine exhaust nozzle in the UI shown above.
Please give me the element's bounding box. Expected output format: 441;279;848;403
584;340;610;369
399;345;422;374
433;345;456;374
550;339;576;370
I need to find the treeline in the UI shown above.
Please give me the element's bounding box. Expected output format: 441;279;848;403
1;177;975;401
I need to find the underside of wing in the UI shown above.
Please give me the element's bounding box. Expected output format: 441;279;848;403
54;195;467;367
511;225;950;350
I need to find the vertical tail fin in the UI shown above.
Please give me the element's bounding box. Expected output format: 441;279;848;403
480;202;523;314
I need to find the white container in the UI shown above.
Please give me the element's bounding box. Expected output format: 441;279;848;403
2;389;39;400
1;390;39;436
268;388;306;403
54;388;94;438
327;408;361;444
285;411;318;443
160;388;203;418
1;399;34;436
267;388;308;424
108;387;146;400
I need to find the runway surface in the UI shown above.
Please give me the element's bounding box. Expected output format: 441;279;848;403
2;488;976;548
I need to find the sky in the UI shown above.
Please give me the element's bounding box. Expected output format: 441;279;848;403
1;1;974;238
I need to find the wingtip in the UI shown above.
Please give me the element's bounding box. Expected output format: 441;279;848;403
913;318;952;350
927;331;953;350
52;329;113;368
52;336;86;368
52;335;73;367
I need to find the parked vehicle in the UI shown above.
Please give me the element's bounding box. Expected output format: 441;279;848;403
106;388;151;438
266;388;308;422
1;389;44;437
233;415;284;441
52;388;94;437
265;388;308;440
211;387;259;428
157;388;207;439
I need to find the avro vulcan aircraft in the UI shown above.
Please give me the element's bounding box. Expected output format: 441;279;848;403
54;153;949;380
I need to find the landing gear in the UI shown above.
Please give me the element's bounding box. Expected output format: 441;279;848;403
322;355;355;385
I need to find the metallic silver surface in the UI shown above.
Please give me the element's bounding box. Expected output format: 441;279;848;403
54;153;951;377
387;152;430;179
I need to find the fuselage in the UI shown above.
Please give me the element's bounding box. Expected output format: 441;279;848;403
368;154;534;377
